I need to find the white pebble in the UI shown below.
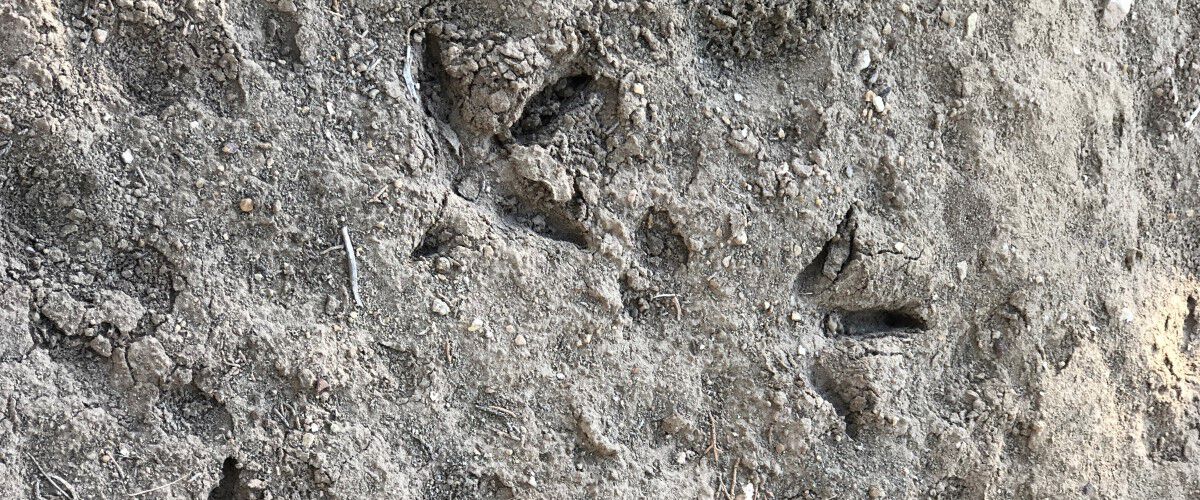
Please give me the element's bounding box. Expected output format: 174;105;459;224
120;149;133;165
1103;0;1133;27
853;49;871;72
871;94;886;113
467;317;484;332
92;28;109;44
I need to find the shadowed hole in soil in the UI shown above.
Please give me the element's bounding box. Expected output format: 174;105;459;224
794;241;832;295
208;457;244;500
510;74;597;143
501;194;590;249
637;208;689;273
419;33;456;124
794;208;856;296
830;308;928;338
808;368;857;438
411;227;448;259
1185;296;1197;350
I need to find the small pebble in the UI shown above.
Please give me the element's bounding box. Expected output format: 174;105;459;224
940;10;957;27
1103;0;1133;27
430;298;450;316
853;49;871;72
92;28;109;44
965;12;980;37
871;94;886;113
514;334;527;347
467;317;484;332
120;149;133;165
730;229;748;246
238;198;255;213
631;83;646;95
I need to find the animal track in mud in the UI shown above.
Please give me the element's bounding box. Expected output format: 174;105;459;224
510;73;598;143
418;33;457;126
108;246;179;316
637;208;689;274
500;193;590;249
621;208;690;320
161;385;234;438
825;307;929;338
207;457;246;500
694;1;820;61
808;367;858;437
261;10;302;65
411;226;450;259
1184;296;1198;351
1078;122;1105;188
373;343;429;399
794;208;856;295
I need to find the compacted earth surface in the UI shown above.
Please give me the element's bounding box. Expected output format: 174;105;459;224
2;0;1200;498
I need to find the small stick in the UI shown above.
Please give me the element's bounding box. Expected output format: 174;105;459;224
341;226;363;307
652;293;683;320
127;473;195;497
26;454;75;500
367;185;388;204
476;404;518;419
704;412;720;463
1186;103;1200;128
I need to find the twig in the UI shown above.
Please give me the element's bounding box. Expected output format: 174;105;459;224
341;226;363;307
367;185;388;204
127;473;196;497
704;412;720;463
26;453;75;500
652;293;683;320
476;404;518;419
1186;102;1200;128
403;41;420;101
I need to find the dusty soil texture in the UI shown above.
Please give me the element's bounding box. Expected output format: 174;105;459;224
3;0;1200;498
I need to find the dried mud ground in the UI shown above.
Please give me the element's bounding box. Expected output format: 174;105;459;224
2;0;1200;498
